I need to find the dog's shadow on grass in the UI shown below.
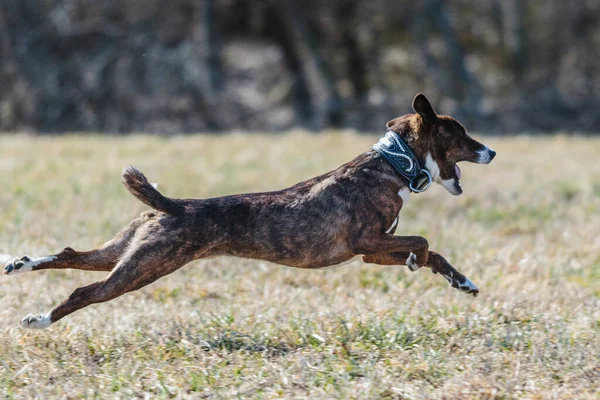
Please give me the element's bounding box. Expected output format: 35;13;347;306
199;331;298;357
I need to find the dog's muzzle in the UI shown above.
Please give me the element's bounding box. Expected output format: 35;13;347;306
476;147;496;164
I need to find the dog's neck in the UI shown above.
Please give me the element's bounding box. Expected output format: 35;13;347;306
372;131;432;193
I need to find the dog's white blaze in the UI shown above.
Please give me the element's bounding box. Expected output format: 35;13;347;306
425;153;460;195
476;146;494;164
385;216;398;234
398;186;410;205
384;187;410;234
440;178;458;194
21;313;52;330
424;153;440;181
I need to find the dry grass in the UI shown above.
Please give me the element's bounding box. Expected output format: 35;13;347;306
0;132;599;399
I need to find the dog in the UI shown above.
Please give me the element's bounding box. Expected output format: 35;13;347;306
4;94;495;329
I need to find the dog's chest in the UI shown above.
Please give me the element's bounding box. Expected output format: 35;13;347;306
386;187;410;234
398;186;410;205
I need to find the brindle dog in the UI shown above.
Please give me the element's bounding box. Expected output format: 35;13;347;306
5;94;495;329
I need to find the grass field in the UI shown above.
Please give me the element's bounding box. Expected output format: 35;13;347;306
0;133;599;399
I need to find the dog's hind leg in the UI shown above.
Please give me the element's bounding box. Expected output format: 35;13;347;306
4;244;122;276
3;212;153;276
19;235;195;329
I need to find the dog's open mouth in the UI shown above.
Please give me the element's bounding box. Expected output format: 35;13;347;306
453;164;463;195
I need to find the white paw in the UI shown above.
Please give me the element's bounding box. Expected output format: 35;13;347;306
4;256;33;275
441;272;479;296
4;255;55;275
21;313;52;330
461;276;479;293
406;252;421;272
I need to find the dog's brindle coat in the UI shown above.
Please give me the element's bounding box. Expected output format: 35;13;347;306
5;94;496;329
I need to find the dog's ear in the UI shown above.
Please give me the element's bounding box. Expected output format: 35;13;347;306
412;93;437;122
386;115;412;133
386;117;401;130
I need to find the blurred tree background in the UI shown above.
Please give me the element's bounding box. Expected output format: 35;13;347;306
0;0;599;134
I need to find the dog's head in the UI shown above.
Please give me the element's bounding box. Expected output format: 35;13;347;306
386;93;496;195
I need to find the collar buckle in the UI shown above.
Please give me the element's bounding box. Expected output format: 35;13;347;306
409;169;432;193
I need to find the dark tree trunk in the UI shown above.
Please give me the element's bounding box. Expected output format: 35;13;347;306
279;0;344;129
204;0;223;91
499;0;528;83
427;0;483;122
339;1;370;129
265;2;315;129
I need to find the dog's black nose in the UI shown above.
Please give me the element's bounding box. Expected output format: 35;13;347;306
488;149;496;161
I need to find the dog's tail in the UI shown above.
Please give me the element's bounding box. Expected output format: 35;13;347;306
122;166;185;215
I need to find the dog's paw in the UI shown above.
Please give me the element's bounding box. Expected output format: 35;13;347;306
4;256;33;275
21;313;52;330
458;276;479;297
4;255;56;276
441;273;479;297
406;252;421;272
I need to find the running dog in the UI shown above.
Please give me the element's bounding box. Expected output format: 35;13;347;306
4;94;495;329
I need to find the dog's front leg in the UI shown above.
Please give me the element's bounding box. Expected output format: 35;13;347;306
356;234;429;270
358;235;479;296
426;252;479;296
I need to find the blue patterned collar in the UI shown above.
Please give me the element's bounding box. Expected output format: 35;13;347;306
372;131;433;193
